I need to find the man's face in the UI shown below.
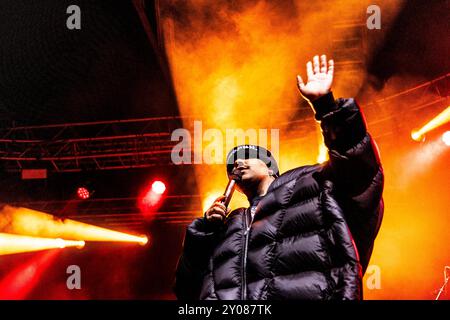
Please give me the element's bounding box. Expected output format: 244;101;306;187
231;158;272;191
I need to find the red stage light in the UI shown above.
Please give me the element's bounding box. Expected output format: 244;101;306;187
442;131;450;146
0;249;61;299
138;180;166;216
151;181;166;195
77;187;90;200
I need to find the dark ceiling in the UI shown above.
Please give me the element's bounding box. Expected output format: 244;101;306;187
0;1;448;125
365;0;449;91
0;0;178;126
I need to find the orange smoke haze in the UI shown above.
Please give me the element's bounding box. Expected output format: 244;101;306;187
161;0;405;209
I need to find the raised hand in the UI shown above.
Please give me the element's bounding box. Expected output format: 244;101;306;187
297;54;334;102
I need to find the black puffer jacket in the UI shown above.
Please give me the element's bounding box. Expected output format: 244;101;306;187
175;93;384;300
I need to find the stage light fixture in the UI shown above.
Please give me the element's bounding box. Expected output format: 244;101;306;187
77;187;90;200
442;131;450;146
411;106;450;141
151;180;166;195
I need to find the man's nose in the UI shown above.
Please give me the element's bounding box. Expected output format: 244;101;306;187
234;159;245;168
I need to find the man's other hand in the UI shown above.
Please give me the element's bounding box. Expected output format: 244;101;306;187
297;54;334;102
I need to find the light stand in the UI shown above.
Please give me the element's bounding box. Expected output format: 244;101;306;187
435;266;450;300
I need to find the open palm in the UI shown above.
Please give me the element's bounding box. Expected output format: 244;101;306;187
297;55;334;102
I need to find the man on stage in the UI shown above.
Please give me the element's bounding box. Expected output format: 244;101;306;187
175;54;384;300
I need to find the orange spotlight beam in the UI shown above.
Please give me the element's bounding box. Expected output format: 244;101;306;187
0;233;84;256
0;206;148;246
411;106;450;141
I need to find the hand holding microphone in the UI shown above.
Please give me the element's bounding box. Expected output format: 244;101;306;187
204;195;230;224
204;171;241;224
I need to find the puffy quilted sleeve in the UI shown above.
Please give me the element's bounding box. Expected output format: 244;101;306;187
174;217;221;300
311;92;384;272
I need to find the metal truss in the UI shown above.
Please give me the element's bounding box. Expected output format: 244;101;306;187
3;194;202;228
0;116;188;172
362;73;449;143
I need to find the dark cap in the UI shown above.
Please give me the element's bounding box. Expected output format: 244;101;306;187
226;145;279;178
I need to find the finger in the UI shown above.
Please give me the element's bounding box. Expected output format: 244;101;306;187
209;195;226;208
320;55;327;73
313;55;320;74
215;195;226;202
208;213;224;222
213;201;227;211
206;203;225;215
306;61;313;79
211;206;226;217
296;75;305;91
327;59;334;76
206;211;224;221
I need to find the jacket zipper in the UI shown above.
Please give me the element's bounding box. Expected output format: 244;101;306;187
241;208;251;300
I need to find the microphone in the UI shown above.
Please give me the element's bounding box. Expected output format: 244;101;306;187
221;171;242;209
